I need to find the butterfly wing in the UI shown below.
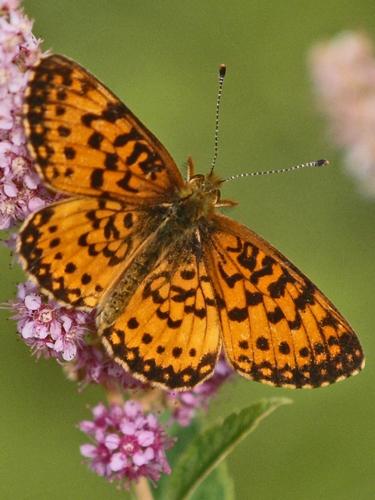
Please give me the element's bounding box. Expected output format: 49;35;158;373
18;198;155;309
203;214;364;388
100;245;221;390
23;54;184;202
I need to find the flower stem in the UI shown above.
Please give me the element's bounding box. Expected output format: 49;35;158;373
138;387;164;412
133;477;154;500
106;386;125;405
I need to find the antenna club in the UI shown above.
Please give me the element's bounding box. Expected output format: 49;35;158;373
316;159;329;166
219;64;227;78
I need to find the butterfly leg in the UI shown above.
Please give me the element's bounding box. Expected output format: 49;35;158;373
215;199;238;208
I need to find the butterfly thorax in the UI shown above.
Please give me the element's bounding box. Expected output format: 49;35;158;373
97;173;222;330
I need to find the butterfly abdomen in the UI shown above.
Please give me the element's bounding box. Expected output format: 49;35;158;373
97;200;207;330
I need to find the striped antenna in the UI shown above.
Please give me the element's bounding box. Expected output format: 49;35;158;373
224;159;330;182
209;64;226;175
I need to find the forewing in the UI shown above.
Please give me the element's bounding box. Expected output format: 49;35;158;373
23;54;184;202
18;198;150;309
100;249;221;390
204;214;364;388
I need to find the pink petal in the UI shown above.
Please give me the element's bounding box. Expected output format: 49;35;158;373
28;196;45;212
21;320;35;339
93;403;107;419
137;430;154;447
24;293;41;311
61;315;72;332
146;414;158;428
80;444;97;458
133;450;148;466
124;400;141;418
144;447;155;461
35;326;49;339
61;342;77;361
24;173;38;189
110;452;127;471
3;180;17;197
79;420;96;434
120;421;136;436
105;433;120;450
92;462;107;477
49;320;62;338
180;393;196;405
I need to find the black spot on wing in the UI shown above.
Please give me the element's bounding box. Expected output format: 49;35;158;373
250;256;275;285
218;262;242;288
102;327;217;389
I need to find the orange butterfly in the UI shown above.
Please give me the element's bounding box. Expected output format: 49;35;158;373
18;55;364;390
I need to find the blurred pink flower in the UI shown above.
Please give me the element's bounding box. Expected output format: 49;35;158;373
0;0;53;229
79;401;174;487
167;356;233;426
310;31;375;196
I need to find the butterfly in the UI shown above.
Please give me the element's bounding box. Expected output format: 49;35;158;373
18;54;364;390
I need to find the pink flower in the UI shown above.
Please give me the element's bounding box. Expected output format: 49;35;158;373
167;356;233;426
11;281;93;361
79;401;174;487
309;32;375;196
0;0;54;229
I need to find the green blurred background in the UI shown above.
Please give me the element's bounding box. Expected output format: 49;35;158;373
1;1;374;498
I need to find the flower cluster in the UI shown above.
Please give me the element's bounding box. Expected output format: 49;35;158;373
0;0;53;229
11;281;93;361
12;281;146;390
79;401;173;487
309;31;375;196
64;342;147;391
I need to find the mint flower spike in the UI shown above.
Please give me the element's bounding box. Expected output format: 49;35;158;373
310;31;375;196
0;0;54;230
79;401;174;488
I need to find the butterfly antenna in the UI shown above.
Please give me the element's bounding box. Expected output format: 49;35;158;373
209;64;226;176
224;159;330;182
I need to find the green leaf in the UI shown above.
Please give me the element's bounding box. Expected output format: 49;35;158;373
165;397;292;500
190;460;235;500
167;420;201;466
155;420;234;500
154;420;201;500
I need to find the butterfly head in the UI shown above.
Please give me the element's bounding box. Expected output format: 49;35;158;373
189;170;223;190
175;171;224;221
